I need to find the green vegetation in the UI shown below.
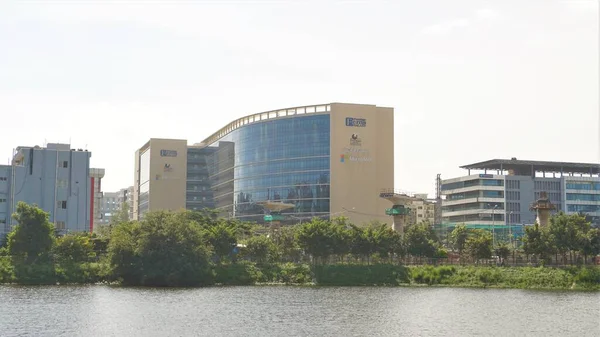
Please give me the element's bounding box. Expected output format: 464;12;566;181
0;202;598;290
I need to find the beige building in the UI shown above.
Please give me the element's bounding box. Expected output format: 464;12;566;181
408;194;437;225
133;103;394;226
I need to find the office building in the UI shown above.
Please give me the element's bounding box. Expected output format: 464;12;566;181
441;158;600;229
98;186;133;227
133;103;394;226
0;144;96;238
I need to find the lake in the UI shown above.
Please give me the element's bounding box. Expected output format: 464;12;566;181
0;286;598;336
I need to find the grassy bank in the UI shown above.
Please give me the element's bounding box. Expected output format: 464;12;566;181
1;259;598;290
213;263;600;290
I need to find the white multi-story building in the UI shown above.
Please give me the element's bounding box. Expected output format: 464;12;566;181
441;158;600;228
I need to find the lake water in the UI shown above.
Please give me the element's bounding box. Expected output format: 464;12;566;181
0;286;598;336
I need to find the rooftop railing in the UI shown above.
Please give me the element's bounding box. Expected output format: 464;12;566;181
197;104;331;147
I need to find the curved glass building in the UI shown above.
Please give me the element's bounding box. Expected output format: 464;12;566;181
134;103;394;226
204;110;331;222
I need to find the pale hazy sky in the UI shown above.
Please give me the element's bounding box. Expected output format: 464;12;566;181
0;0;598;196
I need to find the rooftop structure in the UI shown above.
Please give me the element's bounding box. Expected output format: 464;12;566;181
460;158;599;177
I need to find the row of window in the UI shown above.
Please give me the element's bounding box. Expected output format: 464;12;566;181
506;180;521;190
442;179;504;191
567;204;600;213
534;180;561;191
566;193;600;202
506;191;521;201
0;177;7;181
566;182;600;191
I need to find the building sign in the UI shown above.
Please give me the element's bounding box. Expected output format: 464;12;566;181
340;153;372;163
479;174;493;178
164;163;173;172
345;117;367;127
350;134;362;146
160;150;178;157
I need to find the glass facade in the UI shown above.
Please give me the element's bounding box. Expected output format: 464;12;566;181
566;193;600;202
566;182;600;190
567;204;600;213
186;147;216;211
442;179;504;191
205;114;331;223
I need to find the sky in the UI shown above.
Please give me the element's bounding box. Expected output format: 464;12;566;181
0;0;598;197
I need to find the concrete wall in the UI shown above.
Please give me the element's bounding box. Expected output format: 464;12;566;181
329;103;394;226
5;145;91;235
142;139;188;214
0;165;11;236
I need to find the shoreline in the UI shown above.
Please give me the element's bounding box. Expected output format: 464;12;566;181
2;264;599;291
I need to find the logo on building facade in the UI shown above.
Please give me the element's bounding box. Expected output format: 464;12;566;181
164;163;173;172
160;150;178;157
345;117;367;127
350;133;362;146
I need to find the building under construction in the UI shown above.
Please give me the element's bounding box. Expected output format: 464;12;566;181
438;158;600;240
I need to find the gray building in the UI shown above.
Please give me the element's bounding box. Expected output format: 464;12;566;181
441;158;600;228
0;143;95;238
98;186;134;227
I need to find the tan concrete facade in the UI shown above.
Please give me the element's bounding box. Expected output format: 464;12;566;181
133;138;188;220
133;103;395;226
329;103;394;226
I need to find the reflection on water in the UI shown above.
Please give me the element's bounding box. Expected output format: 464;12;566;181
0;286;598;337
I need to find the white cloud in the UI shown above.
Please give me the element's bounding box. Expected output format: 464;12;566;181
422;18;471;35
422;8;500;35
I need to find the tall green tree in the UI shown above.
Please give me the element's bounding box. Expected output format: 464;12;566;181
205;222;238;262
7;202;56;284
243;235;279;263
296;218;338;264
522;223;551;263
450;224;470;256
108;210;213;286
404;223;439;259
465;229;492;262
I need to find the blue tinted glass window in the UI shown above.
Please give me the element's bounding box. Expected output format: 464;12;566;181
204;114;331;222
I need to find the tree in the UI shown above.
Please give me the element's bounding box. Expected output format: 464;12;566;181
272;226;302;262
494;242;511;264
450;224;470;256
54;233;95;264
296;218;339;264
243;235;278;263
465;229;492;262
522;223;551;264
404;223;439;259
7;202;56;284
53;233;98;283
108;210;213;286
205;222;237;263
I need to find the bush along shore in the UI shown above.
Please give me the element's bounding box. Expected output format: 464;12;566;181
0;202;599;290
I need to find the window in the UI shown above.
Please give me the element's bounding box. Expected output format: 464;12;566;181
56;221;66;230
0;198;5;203
62;161;68;168
0;177;7;181
58;200;67;209
0;219;5;224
